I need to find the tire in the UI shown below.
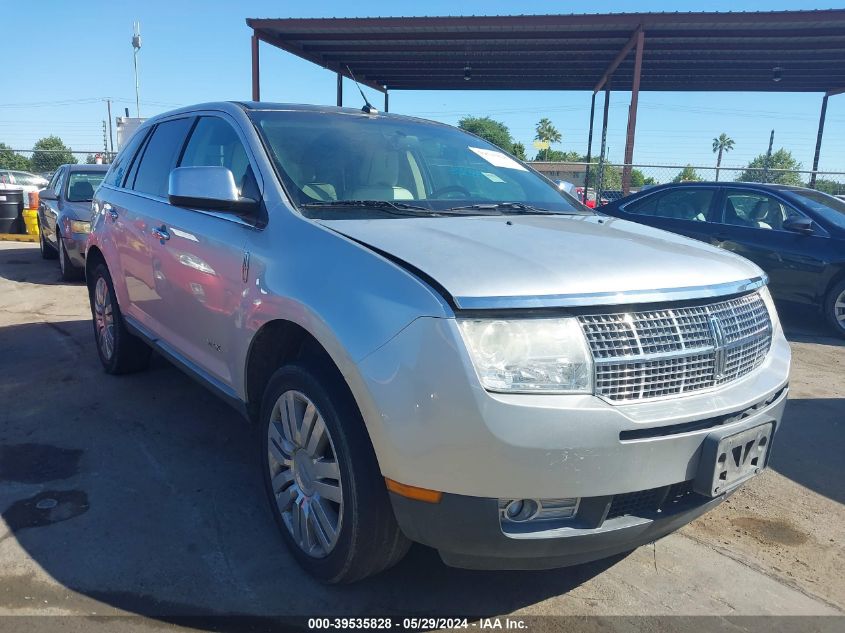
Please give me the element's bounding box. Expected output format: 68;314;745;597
39;221;57;260
824;279;845;338
88;262;152;374
57;231;82;281
260;361;410;583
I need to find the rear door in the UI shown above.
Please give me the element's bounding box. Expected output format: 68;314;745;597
711;188;829;304
142;114;262;386
616;186;721;243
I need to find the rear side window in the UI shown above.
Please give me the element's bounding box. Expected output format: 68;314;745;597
130;118;193;198
103;128;149;188
625;188;714;222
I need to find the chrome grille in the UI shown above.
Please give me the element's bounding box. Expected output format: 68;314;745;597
579;292;771;402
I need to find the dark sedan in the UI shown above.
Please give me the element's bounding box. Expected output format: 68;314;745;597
601;182;845;336
37;164;108;280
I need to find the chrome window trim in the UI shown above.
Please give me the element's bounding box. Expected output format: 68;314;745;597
453;276;768;310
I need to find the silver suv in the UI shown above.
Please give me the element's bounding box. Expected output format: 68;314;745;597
86;102;790;583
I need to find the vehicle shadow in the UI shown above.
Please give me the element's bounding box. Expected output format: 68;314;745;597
778;303;843;347
0;319;622;621
0;244;81;286
769;397;845;506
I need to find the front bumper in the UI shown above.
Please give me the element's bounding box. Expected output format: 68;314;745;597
391;486;731;570
352;314;789;569
61;233;87;268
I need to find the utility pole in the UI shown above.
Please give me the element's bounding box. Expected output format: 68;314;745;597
106;99;114;155
132;22;142;118
102;121;109;155
762;129;774;183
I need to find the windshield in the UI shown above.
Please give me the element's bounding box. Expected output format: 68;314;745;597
783;189;845;230
249;110;588;218
66;171;106;202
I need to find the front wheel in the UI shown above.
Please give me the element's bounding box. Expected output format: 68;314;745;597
825;280;845;338
260;362;409;583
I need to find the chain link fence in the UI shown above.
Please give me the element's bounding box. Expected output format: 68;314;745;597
531;162;845;201
3;148;845;198
0;150;116;177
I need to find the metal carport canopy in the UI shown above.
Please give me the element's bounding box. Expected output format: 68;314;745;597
246;10;845;190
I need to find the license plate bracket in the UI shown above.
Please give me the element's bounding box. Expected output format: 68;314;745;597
694;422;774;497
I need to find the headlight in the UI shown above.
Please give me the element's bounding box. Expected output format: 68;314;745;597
69;220;91;234
759;285;780;327
458;318;593;393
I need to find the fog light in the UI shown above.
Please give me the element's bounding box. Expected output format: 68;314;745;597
499;497;580;524
504;499;538;522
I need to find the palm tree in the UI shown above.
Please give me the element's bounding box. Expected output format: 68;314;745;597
535;118;562;160
712;133;735;182
535;118;562;144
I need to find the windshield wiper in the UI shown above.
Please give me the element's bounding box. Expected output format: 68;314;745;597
443;202;585;215
300;199;431;213
299;199;501;217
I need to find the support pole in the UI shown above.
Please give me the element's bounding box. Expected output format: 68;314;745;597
336;73;343;107
596;87;610;205
583;92;596;203
384;89;389;113
622;28;644;195
106;99;114;155
251;34;260;101
809;93;829;189
763;129;775;184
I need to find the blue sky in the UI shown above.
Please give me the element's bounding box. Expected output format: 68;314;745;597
2;1;844;173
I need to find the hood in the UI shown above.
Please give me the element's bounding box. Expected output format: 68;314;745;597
62;201;94;220
317;214;765;309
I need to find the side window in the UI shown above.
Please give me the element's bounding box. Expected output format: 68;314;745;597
624;188;714;222
721;189;806;231
179;116;258;199
103;127;150;188
53;168;67;197
130;118;193;198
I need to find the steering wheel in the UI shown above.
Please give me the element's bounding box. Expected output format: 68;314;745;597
431;185;472;199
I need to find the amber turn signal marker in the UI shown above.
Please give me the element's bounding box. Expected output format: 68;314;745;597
385;478;443;503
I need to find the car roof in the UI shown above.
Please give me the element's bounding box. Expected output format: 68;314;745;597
140;100;450;130
642;181;815;194
62;164;109;173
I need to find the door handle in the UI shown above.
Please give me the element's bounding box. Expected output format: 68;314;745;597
152;225;170;242
104;204;118;221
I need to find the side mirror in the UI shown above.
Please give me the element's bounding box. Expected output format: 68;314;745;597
782;216;814;235
40;188;57;201
168;166;259;215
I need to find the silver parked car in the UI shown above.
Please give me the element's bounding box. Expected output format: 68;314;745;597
86;102;790;583
37;164;108;280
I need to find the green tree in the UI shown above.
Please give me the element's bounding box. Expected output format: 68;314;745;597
458;116;516;154
812;178;845;196
630;169;656;187
535;117;562;145
0;143;30;170
535;149;581;162
511;142;526;161
736;148;802;185
673;165;703;183
30;135;77;173
712;133;735;182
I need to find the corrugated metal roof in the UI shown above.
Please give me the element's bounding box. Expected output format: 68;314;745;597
247;11;845;92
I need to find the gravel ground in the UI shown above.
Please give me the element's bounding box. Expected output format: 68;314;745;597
0;241;842;630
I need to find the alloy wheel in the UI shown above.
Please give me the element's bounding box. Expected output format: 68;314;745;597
93;277;115;360
835;289;845;329
267;390;343;558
